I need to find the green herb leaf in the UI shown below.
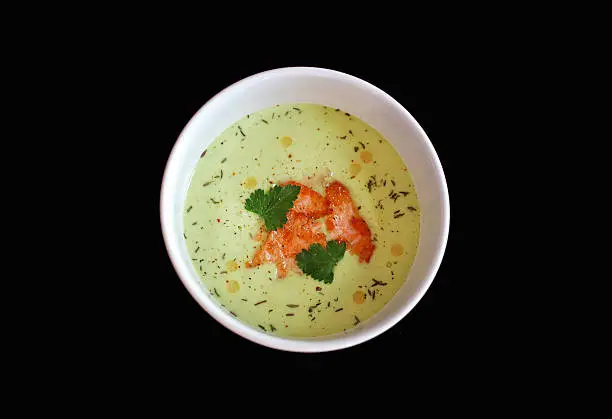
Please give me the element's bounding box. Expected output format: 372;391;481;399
295;241;346;284
244;184;301;231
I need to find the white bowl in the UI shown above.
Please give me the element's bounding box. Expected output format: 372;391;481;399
160;67;450;352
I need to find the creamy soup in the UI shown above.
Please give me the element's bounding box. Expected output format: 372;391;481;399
183;103;419;337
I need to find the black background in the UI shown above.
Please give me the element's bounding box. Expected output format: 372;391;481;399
104;50;520;378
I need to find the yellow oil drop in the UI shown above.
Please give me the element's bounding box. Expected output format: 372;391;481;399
280;136;293;148
349;163;361;177
353;290;365;304
360;151;373;164
226;280;240;293
391;243;404;257
226;259;238;272
244;177;257;189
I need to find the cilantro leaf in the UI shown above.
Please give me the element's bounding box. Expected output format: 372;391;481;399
244;184;301;231
295;240;347;284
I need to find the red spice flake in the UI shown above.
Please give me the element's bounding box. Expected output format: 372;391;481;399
316;286;322;291
217;218;221;223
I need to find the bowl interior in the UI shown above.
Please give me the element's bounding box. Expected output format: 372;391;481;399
160;67;449;352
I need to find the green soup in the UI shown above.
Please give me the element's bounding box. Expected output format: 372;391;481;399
183;103;420;337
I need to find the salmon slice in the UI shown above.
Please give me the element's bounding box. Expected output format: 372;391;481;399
247;182;328;278
282;181;329;218
325;181;375;263
247;212;327;278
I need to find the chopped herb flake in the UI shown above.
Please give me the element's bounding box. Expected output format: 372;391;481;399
371;279;388;287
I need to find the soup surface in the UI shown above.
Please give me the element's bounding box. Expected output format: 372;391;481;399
183;103;420;337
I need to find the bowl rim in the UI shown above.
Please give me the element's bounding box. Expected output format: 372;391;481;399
160;66;450;352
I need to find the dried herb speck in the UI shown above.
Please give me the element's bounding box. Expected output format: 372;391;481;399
354;146;359;152
270;324;277;332
186;205;193;213
286;304;300;308
371;279;388;287
359;141;365;149
210;198;220;204
353;316;360;325
391;180;396;186
214;288;220;297
194;246;200;253
238;126;245;136
258;325;266;332
202;181;212;187
407;206;417;211
221;157;227;163
201;149;207;158
261;119;268;124
335;308;343;312
254;300;267;306
286;313;295;317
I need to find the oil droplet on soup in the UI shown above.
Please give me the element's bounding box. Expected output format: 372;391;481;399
391;243;404;257
244;177;257;189
280;136;292;148
360;151;373;164
349;163;361;177
353;290;366;304
226;260;238;272
183;103;420;338
226;280;240;293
